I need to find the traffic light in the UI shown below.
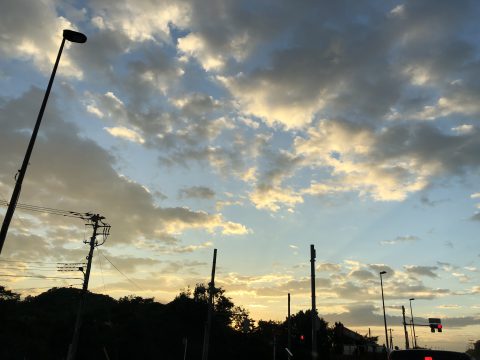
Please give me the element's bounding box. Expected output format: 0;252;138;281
428;318;442;333
300;335;305;341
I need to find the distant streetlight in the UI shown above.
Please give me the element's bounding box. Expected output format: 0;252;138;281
409;298;417;348
0;29;87;254
380;271;389;350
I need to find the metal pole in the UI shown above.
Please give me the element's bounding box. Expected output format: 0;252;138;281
310;244;317;360
288;293;291;360
402;306;410;350
389;329;393;349
380;272;389;350
409;320;414;348
409;299;417;348
67;215;100;360
202;248;217;360
0;37;67;254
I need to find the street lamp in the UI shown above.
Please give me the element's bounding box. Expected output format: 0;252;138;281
409;298;417;348
0;29;86;254
380;271;389;350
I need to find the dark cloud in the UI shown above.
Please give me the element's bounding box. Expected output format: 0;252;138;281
368;265;395;277
99;253;159;273
178;186;215;199
349;269;375;281
404;265;439;278
322;302;480;329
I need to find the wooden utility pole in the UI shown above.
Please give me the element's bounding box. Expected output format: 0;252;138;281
402;306;410;349
202;248;217;360
67;214;108;360
310;244;318;360
288;293;292;360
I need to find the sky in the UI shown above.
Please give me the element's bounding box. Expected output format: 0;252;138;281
0;0;480;352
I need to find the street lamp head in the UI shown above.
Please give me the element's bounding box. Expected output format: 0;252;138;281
63;29;87;43
409;298;415;301
380;271;387;275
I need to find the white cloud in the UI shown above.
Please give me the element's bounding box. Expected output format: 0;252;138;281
452;124;475;135
178;33;225;71
249;185;303;212
88;0;190;42
105;126;145;144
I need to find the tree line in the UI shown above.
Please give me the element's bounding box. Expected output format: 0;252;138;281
0;284;376;359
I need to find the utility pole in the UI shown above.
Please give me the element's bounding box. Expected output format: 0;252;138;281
409;299;417;348
402;306;410;350
67;214;109;360
310;244;318;360
379;271;389;350
202;248;217;360
287;293;292;360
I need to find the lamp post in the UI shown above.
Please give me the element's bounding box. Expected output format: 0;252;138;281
409;298;417;348
380;271;389;350
0;29;87;254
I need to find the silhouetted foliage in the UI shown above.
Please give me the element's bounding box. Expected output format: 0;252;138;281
0;284;378;359
467;340;480;359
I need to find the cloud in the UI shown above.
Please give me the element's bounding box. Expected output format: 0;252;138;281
105;126;145;144
437;304;461;309
322;303;480;329
178;186;215;199
98;252;159;273
368;264;395;276
0;0;83;78
249;185;303;212
452;124;475;135
349;269;375;281
404;265;439;278
317;263;342;272
452;272;471;283
87;0;190;43
0;89;249;255
381;235;420;246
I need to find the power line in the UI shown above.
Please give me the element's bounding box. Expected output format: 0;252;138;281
0;259;86;265
0;200;93;220
0;264;63;269
0;266;63;271
0;274;83;280
0;193;30;231
98;251;106;293
99;250;143;291
10;284;83;291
